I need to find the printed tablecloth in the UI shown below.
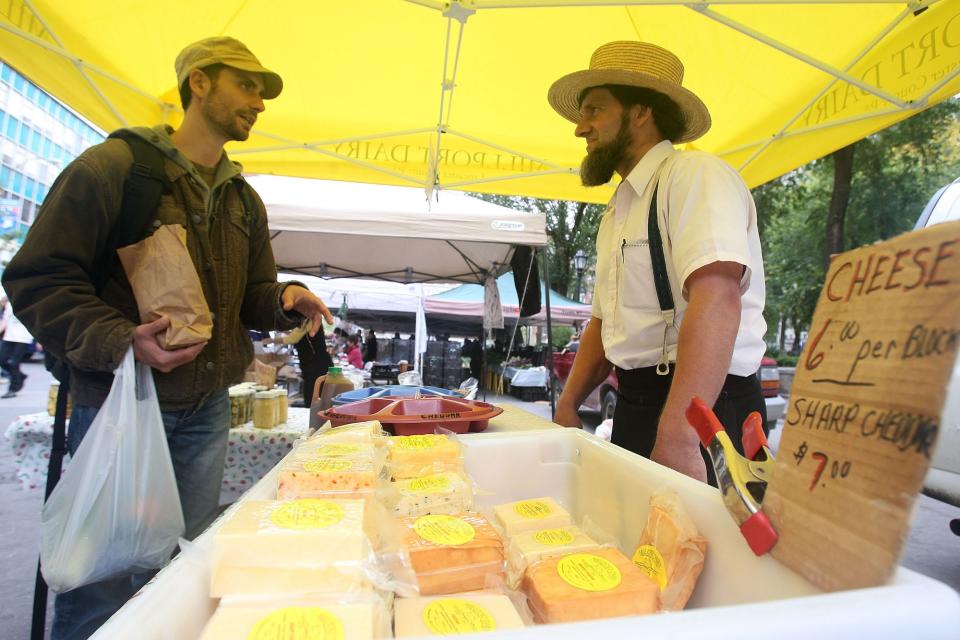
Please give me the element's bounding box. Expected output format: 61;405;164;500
4;407;311;502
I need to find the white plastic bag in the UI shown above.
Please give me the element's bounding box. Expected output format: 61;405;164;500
40;346;185;593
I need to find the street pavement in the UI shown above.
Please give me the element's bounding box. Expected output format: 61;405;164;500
0;370;956;639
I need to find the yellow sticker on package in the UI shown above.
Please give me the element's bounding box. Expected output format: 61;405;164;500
423;598;497;633
270;499;345;530
513;499;552;519
394;434;444;450
406;474;451;493
248;606;344;640
534;528;575;546
557;553;622;592
632;544;668;592
304;458;354;473
414;514;476;546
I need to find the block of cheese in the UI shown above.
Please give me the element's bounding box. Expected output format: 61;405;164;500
200;597;385;640
309;420;387;445
522;547;659;624
398;512;504;595
633;489;708;611
295;440;386;469
277;456;382;500
493;497;572;536
388;434;463;479
505;525;602;588
390;471;474;517
394;594;525;637
211;499;371;597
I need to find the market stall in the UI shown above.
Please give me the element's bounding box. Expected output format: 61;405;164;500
93;425;960;639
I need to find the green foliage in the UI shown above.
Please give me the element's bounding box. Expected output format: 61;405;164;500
551;325;575;349
472;193;604;299
755;98;960;345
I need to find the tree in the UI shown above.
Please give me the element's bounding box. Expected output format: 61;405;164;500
472;194;604;299
754;98;960;348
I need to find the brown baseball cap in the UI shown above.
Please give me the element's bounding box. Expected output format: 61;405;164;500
175;36;283;99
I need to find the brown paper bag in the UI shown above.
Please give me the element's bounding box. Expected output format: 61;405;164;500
117;224;213;349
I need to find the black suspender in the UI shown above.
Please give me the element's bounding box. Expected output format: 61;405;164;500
646;178;675;375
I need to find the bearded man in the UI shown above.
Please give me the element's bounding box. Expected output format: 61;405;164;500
2;37;333;639
549;41;768;484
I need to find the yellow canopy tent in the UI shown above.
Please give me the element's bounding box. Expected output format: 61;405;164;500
1;1;958;203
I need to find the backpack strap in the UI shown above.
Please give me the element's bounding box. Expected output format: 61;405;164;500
232;174;259;232
97;130;171;290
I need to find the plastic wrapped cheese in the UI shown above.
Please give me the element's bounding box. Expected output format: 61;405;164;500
505;525;602;589
397;512;504;595
295;440;387;469
210;499;373;597
388;434;463;479
522;548;659;624
394;594;525;636
388;471;474;517
308;420;388;445
200;594;391;639
493;497;572;536
632;489;707;611
277;456;385;501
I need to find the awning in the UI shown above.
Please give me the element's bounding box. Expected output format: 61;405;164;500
3;2;957;203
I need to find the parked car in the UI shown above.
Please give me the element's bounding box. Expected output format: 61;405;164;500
915;176;960;510
553;340;786;431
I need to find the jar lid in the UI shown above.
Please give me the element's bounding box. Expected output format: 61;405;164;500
255;391;272;399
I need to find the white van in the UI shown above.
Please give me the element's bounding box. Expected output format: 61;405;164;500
915;177;960;510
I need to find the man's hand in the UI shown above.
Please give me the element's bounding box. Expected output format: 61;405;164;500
132;316;207;373
281;285;333;335
553;399;583;429
649;435;708;482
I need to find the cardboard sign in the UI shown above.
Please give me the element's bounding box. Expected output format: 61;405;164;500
764;220;960;591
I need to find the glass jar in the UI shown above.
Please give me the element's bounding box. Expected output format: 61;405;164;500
253;391;275;429
276;388;288;425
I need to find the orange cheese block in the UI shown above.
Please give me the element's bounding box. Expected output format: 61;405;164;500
522;547;659;624
633;490;708;611
398;512;505;595
277;456;380;500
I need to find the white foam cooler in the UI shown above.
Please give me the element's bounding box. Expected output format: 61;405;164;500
93;429;960;639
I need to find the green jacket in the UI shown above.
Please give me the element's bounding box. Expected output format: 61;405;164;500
1;125;302;409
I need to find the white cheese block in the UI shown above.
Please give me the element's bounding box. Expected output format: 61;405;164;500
211;499;371;596
493;497;572;536
391;471;474;517
200;598;381;639
394;594;525;636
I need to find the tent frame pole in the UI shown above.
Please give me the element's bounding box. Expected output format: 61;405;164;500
540;248;556;419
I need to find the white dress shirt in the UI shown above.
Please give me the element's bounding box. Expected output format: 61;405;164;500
591;140;766;375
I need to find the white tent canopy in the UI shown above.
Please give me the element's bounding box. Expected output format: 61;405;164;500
251;175;547;285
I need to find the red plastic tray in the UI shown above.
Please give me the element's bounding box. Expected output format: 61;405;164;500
318;397;503;435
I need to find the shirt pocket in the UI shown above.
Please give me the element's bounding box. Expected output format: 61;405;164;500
620;240;660;312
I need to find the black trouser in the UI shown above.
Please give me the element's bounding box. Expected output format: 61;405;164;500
611;365;767;486
0;340;30;391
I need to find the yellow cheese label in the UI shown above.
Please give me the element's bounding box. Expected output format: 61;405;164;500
303;458;354;473
414;514;476;546
248;606;344;639
270;499;345;530
422;598;497;634
513;499;553;519
557;553;622;592
533;528;575;546
315;444;363;456
394;434;445;450
632;545;668;592
406;473;451;493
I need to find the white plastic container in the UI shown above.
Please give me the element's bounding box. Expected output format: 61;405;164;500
93;429;960;640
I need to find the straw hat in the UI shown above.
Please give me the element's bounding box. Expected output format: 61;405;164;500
547;41;711;143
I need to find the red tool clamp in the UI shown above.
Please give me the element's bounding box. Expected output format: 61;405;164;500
686;396;778;556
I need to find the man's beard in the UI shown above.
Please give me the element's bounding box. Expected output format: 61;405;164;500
202;87;252;142
580;115;632;187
